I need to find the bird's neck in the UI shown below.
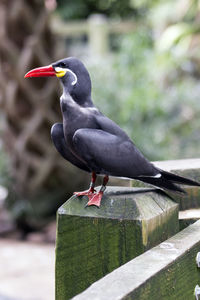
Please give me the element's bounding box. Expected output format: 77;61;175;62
62;89;94;108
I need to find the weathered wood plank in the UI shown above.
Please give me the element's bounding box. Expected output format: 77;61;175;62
73;219;200;300
50;15;88;37
154;158;200;174
55;187;178;299
179;208;200;230
50;15;136;37
179;208;200;220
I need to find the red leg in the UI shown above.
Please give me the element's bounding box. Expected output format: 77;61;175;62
74;172;96;202
87;175;109;207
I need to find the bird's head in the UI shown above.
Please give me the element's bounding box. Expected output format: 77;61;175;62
24;57;92;102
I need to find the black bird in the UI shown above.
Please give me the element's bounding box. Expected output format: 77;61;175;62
25;57;200;207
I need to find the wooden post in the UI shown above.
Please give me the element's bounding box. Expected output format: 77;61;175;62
88;14;109;56
55;186;178;299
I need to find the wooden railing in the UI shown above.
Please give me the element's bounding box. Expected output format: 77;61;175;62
72;220;200;300
55;158;200;300
50;14;136;56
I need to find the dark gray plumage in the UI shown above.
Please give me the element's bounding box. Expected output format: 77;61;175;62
25;57;200;206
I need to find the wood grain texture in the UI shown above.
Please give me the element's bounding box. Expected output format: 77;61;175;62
56;187;178;299
73;220;200;300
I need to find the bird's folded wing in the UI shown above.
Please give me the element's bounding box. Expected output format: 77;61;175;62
51;123;90;172
72;128;157;177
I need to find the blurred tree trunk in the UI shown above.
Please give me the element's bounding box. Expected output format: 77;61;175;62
0;0;88;227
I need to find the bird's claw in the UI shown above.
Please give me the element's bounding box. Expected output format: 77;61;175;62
86;191;103;207
74;187;104;207
74;188;96;197
74;188;96;203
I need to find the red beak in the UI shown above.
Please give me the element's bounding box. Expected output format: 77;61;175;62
24;65;56;78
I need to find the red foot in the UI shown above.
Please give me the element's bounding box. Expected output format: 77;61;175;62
74;188;95;202
87;191;103;207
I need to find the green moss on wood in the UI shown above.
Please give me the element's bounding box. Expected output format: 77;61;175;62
130;242;200;300
55;187;179;299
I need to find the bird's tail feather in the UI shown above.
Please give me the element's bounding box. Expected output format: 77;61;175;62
137;170;200;194
137;175;186;194
158;169;200;187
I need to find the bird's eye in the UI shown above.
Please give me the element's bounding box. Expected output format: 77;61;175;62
60;62;66;68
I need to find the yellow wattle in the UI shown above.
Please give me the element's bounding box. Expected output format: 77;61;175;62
56;70;67;78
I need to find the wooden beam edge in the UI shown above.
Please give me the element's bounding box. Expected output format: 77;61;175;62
72;219;200;300
153;158;200;172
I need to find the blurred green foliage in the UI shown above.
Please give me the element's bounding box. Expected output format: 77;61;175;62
56;0;200;160
89;28;200;160
56;0;139;20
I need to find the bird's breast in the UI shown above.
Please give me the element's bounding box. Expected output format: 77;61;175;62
60;95;100;149
62;109;98;151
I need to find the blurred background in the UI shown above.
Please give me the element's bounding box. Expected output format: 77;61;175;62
0;0;200;298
